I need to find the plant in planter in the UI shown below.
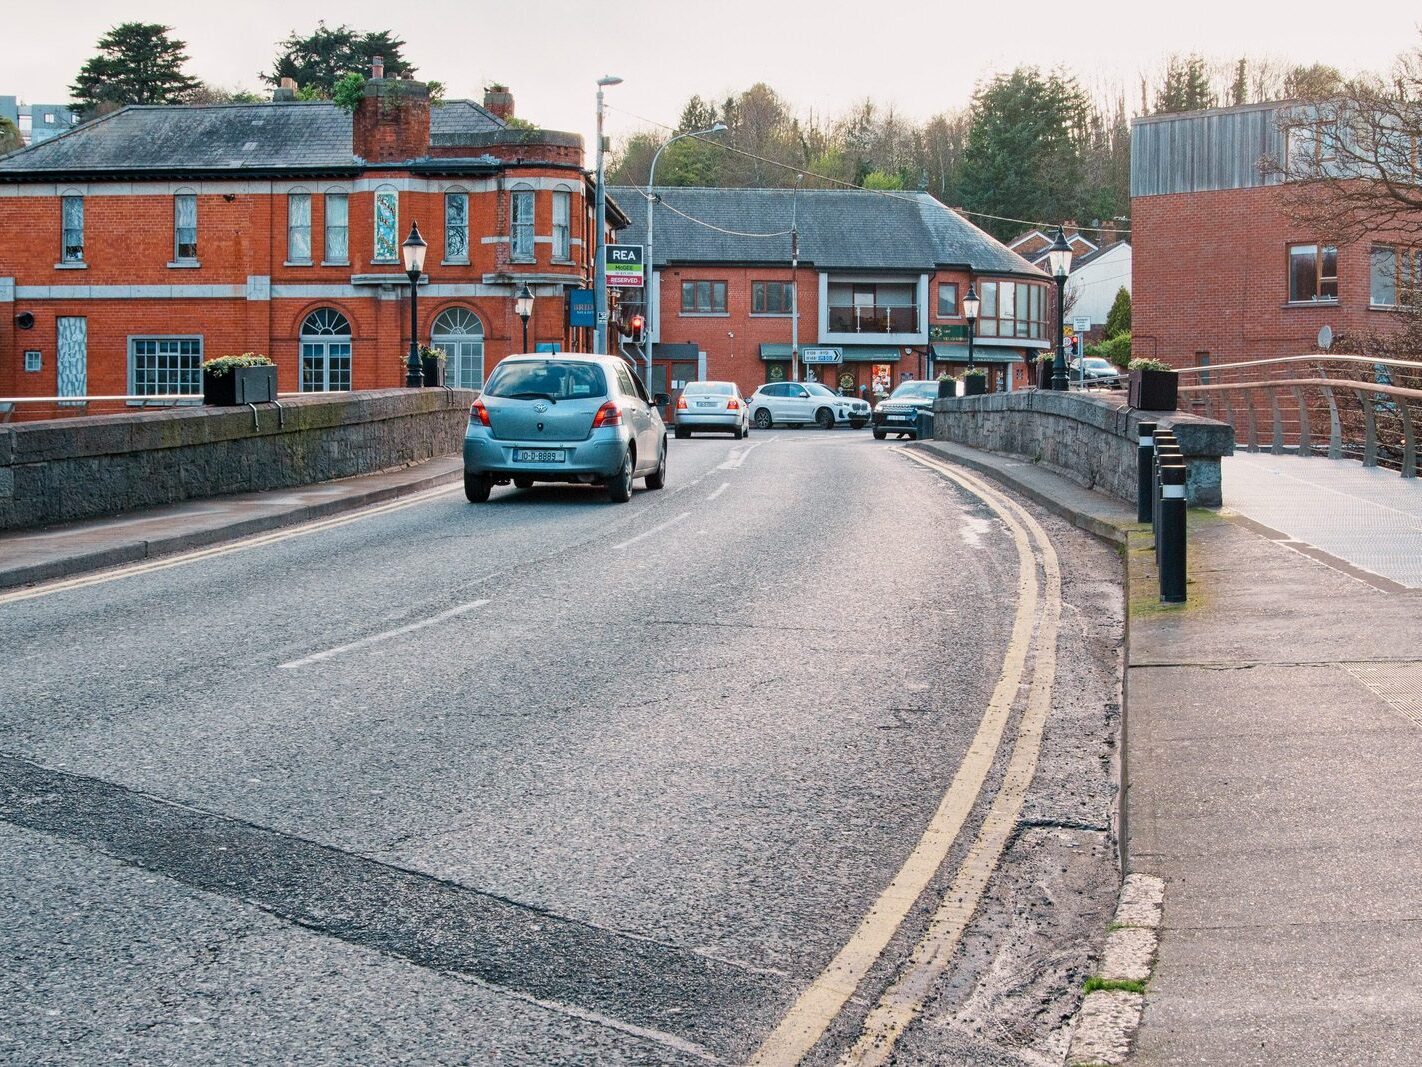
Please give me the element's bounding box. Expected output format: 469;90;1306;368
420;345;447;387
936;371;958;398
963;367;988;396
1127;357;1178;411
202;353;277;406
1036;353;1055;390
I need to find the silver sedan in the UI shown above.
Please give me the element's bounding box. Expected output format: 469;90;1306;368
673;381;750;439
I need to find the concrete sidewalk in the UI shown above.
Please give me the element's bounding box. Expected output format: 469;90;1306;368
916;439;1422;1065
0;455;462;590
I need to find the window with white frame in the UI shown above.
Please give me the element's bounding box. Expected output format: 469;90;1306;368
511;187;534;260
300;308;353;391
130;337;203;395
445;191;469;262
553;189;571;260
174;193;198;261
287;192;312;263
324;192;349;263
61;195;84;263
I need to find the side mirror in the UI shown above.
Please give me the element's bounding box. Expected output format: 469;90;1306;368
653;393;672;407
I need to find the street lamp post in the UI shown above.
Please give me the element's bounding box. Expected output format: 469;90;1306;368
593;75;622;356
515;283;534;353
1047;226;1073;391
962;282;980;374
402;222;428;388
644;121;726;388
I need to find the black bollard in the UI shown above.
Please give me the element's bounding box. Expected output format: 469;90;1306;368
1137;421;1157;523
1159;462;1188;603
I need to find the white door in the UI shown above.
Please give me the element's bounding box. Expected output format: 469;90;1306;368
56;317;87;405
431;308;485;390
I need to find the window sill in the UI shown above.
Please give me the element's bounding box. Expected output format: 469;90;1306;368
54;261;88;270
370;260;399;267
320;261;350;268
283;260;313;268
1283;299;1338;308
167;260;201;269
1369;303;1404;311
750;312;793;318
680;311;729;317
441;259;471;267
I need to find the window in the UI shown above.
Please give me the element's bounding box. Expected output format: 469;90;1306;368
130;337;203;396
174;193;197;261
1370;244;1422;307
24;350;41;372
430;306;484;389
1288;244;1338;302
752;281;794;315
681;280;728;314
552;189;571;260
1287;119;1338;170
373;188;398;262
614;361;640;398
826;281;917;332
973;280;1047;339
511;188;534;260
300;308;353;391
445;191;469;263
287;193;311;263
321;192;349;263
484;360;607;400
937;282;959;317
61;195;83;263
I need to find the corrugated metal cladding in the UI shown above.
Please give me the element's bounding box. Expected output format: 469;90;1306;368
1131;105;1287;197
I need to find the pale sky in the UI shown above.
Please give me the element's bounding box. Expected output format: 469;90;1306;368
8;0;1420;149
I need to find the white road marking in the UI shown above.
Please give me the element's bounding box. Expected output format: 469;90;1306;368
706;483;731;502
612;511;691;551
717;440;767;470
279;598;491;669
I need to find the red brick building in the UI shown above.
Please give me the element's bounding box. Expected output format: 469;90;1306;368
0;71;622;416
1132;102;1414;368
609;187;1050;400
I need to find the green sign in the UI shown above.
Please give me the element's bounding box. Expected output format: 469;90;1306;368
605;244;644;288
929;324;970;342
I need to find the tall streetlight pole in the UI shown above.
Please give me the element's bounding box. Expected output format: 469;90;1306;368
401;223;427;388
515;283;534;352
1047;226;1073;391
963;282;980;374
593;75;622;356
644;121;726;388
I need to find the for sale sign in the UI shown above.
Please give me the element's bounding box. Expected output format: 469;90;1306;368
605;244;644;288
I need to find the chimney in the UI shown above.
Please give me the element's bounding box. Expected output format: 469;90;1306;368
271;76;297;103
483;84;515;122
353;70;430;163
372;55;385;80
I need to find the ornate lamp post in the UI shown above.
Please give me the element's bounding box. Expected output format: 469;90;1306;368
962;283;980;373
1047;226;1073;391
402;222;428;388
593;75;622;355
515;283;534;352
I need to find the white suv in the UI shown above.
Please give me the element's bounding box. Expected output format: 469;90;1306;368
748;382;870;430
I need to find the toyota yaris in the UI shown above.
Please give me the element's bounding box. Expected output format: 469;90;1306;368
463;354;670;504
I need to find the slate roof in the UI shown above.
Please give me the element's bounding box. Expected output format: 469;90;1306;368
610;187;1045;277
0;98;506;178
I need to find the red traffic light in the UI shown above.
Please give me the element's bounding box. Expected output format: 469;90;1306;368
629;314;646;343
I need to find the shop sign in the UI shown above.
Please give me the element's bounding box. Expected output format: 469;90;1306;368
929;324;969;342
605;244;644;288
566;288;596;327
802;347;842;364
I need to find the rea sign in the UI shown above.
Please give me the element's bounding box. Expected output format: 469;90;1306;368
605;244;644;288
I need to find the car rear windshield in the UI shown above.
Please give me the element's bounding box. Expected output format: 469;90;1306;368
483;361;607;401
684;382;735;396
891;381;939;400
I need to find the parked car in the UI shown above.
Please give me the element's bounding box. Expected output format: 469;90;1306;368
871;379;940;439
747;381;871;429
1072;356;1124;387
673;381;750;439
463;354;670;504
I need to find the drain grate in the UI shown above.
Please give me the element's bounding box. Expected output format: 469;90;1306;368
1344;664;1422;727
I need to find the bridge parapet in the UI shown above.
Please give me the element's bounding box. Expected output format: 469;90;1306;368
932;390;1233;507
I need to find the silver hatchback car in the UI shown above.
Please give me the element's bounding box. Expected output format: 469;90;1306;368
463;354;670;504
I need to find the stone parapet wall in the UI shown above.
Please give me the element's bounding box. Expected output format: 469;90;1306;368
0;389;475;530
932;390;1234;507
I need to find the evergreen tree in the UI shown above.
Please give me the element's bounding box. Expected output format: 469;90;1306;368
70;23;201;111
1229;59;1248;107
265;23;415;98
1155;55;1216;114
0;117;22;155
1103;286;1132;340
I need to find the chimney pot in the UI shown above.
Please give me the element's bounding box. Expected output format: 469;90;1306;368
372;55;385;79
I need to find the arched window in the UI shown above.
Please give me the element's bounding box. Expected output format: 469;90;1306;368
431;307;485;389
300;308;352;391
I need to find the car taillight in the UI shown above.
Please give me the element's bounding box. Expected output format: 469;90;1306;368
726;397;740;409
469;399;490;426
676;395;688;410
592;401;622;428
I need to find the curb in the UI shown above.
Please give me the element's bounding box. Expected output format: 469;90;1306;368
0;463;462;592
1068;874;1165;1066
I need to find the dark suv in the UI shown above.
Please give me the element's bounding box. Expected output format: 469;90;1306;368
871;380;940;439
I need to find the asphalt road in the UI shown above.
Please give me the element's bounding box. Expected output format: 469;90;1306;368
0;429;1122;1065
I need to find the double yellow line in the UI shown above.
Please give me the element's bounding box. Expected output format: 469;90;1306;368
752;449;1064;1067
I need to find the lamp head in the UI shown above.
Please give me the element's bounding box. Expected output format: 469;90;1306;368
962;283;980;323
515;283;534;321
401;222;428;275
597;75;623;87
1047;226;1073;279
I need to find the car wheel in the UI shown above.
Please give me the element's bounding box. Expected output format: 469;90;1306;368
464;471;492;503
513;476;534;489
815;408;835;430
608;449;634;503
645;440;667;490
733;425;744;440
753;408;773;429
873;429;887;440
675;426;689;439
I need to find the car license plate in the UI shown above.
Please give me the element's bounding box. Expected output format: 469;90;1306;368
888;414;908;422
695;400;718;407
514;448;565;463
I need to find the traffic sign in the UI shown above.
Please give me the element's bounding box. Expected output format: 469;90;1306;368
1072;315;1092;333
802;347;842;365
605;244;644;288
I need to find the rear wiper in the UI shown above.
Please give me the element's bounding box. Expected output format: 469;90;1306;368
506;391;558;404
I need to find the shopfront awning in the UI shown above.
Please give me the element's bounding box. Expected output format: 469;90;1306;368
929;344;1025;365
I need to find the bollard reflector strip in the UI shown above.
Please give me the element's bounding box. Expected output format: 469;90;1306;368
1162;484;1186;498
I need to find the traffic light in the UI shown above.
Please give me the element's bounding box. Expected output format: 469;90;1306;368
628;314;646;345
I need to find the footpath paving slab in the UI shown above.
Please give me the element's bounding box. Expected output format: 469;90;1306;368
0;455;463;590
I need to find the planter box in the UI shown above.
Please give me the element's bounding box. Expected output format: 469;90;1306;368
203;364;277;406
1128;368;1179;411
422;357;446;387
963;375;987;396
1037;361;1054;390
937;378;956;399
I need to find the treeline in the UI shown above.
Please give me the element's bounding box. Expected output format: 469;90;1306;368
608;56;1354;242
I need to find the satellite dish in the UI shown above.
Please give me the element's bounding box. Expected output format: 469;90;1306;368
1317;325;1333;351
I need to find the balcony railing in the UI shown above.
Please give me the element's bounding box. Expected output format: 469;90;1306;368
827;304;919;334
